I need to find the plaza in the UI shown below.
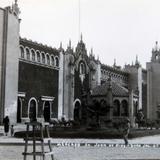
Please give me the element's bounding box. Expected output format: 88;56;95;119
1;1;160;159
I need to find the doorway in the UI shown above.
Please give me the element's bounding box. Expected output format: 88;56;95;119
29;99;37;122
17;98;22;123
74;101;81;121
43;101;51;122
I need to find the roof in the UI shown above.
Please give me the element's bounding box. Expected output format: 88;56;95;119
20;38;59;56
101;64;129;76
92;81;136;97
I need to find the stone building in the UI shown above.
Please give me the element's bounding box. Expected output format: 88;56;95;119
0;2;156;126
18;38;60;123
147;42;160;120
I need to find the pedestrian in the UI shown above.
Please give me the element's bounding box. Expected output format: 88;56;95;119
123;118;130;145
10;125;14;136
3;116;10;136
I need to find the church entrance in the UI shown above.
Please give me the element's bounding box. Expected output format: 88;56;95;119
43;101;51;122
29;99;37;122
74;101;81;121
17;98;22;123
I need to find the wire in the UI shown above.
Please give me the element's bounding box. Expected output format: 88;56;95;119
78;0;81;41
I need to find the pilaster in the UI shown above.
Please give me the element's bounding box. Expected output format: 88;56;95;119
129;90;134;127
58;51;64;119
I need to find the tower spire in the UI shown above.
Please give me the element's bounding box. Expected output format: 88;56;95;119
155;41;158;51
12;0;20;17
60;42;62;49
59;42;64;52
153;41;159;52
135;55;138;63
113;58;116;67
80;33;83;42
97;55;100;61
69;39;71;48
135;55;140;66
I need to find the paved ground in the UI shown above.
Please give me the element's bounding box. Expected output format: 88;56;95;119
1;144;160;160
0;135;160;160
1;125;160;159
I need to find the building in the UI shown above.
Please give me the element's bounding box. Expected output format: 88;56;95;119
0;2;157;126
147;42;160;120
18;38;60;123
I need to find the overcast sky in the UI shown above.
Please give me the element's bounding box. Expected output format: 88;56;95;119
1;0;160;68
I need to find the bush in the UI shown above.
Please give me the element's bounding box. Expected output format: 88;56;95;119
139;119;159;129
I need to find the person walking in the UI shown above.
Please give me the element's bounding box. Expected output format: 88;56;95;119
3;116;10;136
123;118;130;145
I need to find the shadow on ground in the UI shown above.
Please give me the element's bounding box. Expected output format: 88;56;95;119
14;127;160;139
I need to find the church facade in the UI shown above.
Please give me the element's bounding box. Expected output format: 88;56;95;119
0;2;158;126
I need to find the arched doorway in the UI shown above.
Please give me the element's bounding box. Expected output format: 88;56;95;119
29;98;37;122
134;101;138;116
17;98;22;123
100;99;107;115
74;101;81;121
43;101;51;122
113;100;120;116
121;100;128;116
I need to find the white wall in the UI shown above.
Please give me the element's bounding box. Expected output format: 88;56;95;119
0;8;4;122
58;51;64;119
4;10;20;124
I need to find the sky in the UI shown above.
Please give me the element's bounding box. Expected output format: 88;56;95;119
0;0;160;68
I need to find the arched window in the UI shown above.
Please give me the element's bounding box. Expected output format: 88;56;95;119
42;53;46;64
51;56;54;66
20;47;25;58
121;100;128;116
113;99;120;116
80;63;85;74
31;50;35;61
55;57;59;67
26;48;30;60
43;101;51;122
28;98;37;122
134;101;138;116
37;51;41;62
155;54;159;61
46;54;50;65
